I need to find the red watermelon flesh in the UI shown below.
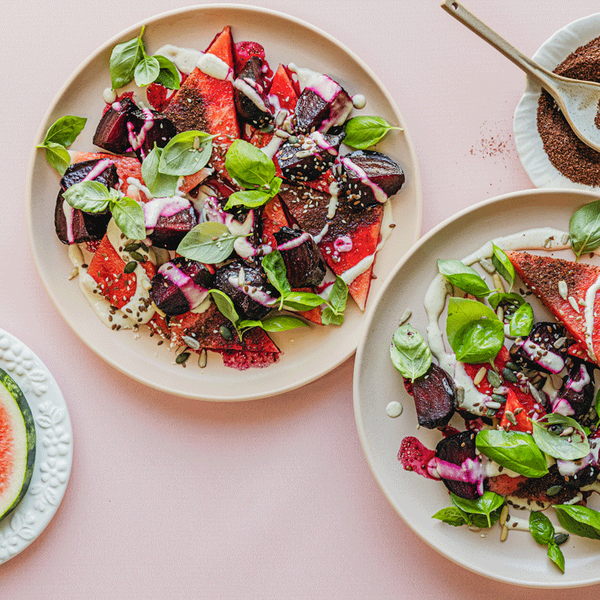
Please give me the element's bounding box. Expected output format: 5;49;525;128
507;251;600;363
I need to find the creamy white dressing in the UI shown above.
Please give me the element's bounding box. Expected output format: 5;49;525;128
155;44;202;74
197;53;232;81
584;273;600;361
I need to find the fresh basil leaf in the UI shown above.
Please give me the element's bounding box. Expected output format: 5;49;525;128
476;429;549;478
159;130;213;176
111;196;146;240
555;504;600;540
281;291;325;312
62;181;113;212
491;243;515;289
43;142;71;175
343;116;402;149
141;146;178;197
154;55;181;89
547;541;565;573
134;55;160;87
509;302;534;337
487;292;525;311
451;492;504;528
262;251;291;297
595;388;600;424
177;221;237;264
529;511;555;546
225;190;272;211
390;323;432;382
110;28;146;89
437;259;491;297
569;199;600;260
225;139;276;189
532;414;590;461
209;290;240;326
321;307;344;326
431;506;467;527
40;115;87;147
328;277;348;314
239;315;308;333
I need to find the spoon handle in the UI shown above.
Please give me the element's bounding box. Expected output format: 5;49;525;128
440;0;554;89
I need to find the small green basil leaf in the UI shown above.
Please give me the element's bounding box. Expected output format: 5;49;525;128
110;27;146;89
262;251;291;296
111;196;146;240
451;492;504;528
40;115;87;148
134;55;161;87
532;414;590;460
491;243;515;289
62;181;112;212
529;511;555;546
569;199;600;260
177;222;237;264
476;429;549;478
437;259;491;297
328;277;348;314
595;388;600;425
509;302;534;337
159;130;213;176
141;146;179;197
321;307;344;326
554;504;600;540
240;315;308;333
281;291;325;312
431;506;467;527
43;142;71;175
154;55;181;89
390;323;432;382
487;292;525;311
225;190;272;211
547;541;565;573
209;289;240;326
225;139;276;189
343;116;402;149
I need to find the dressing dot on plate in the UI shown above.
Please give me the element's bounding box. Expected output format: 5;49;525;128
386;401;403;418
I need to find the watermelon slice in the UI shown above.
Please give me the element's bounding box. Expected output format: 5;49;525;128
507;251;600;363
163;26;240;184
0;369;36;521
278;183;382;310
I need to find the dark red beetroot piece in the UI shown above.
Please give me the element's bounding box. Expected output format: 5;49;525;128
149;206;199;250
509;322;569;374
435;431;480;500
403;363;457;429
555;361;595;419
213;261;279;320
273;226;327;288
233;57;274;128
54;159;118;244
294;74;353;133
337;150;405;211
276;131;344;183
150;257;214;316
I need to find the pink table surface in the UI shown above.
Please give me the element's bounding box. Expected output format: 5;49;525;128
3;0;600;597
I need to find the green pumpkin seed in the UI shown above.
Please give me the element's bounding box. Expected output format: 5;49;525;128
505;361;520;372
129;251;146;262
219;324;233;340
491;394;507;404
176;352;190;364
486;370;502;388
554;532;569;545
546;484;563;497
124;261;137;274
123;242;141;253
502;368;519;384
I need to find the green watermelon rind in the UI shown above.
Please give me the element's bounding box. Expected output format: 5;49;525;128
0;368;36;522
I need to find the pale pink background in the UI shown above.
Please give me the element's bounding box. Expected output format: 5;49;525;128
2;0;600;597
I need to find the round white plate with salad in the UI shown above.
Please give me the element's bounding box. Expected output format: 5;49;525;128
26;5;421;401
354;188;600;587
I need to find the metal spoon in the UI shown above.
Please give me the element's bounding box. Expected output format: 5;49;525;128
442;0;600;152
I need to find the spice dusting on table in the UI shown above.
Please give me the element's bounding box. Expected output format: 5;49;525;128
537;36;600;186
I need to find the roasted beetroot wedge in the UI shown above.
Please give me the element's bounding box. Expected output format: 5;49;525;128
294;73;353;133
276;131;343;183
509;322;569;374
214;261;279;320
404;363;457;429
150;257;214;316
233;56;274;129
435;431;480;500
54;158;118;244
273;226;327;288
148;206;198;250
93;97;138;154
337;150;405;211
554;361;595;418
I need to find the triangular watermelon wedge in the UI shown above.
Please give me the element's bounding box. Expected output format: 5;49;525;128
507;251;600;362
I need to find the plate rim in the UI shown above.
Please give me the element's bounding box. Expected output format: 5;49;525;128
354;187;600;588
25;4;422;401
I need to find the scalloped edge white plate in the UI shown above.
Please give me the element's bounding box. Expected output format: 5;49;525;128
514;13;600;190
0;329;72;564
354;188;600;588
26;4;422;401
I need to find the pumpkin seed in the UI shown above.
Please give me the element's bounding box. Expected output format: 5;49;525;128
486;370;502;388
546;484;563;497
176;352;190;364
504;410;517;426
129;251;146;262
491;394;507;404
124;261;137;274
219;324;233;340
502;368;518;384
123;242;141;253
554;532;569;546
505;361;520;372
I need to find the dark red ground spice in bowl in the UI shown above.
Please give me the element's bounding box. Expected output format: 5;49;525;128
537;36;600;187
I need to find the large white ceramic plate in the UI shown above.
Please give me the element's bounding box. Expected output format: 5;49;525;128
354;189;600;587
0;329;72;564
26;5;421;401
514;13;600;190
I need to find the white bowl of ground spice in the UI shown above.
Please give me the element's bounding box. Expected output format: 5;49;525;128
514;13;600;190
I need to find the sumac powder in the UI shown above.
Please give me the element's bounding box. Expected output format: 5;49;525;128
537;36;600;186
